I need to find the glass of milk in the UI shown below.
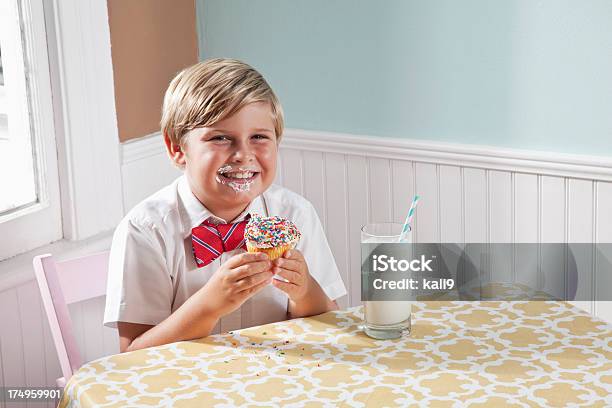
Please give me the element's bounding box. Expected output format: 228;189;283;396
362;222;413;339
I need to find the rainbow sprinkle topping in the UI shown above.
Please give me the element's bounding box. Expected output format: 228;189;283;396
244;214;301;248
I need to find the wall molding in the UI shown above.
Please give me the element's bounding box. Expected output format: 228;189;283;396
119;131;180;212
282;129;612;182
121;131;165;163
50;0;124;240
120;128;612;182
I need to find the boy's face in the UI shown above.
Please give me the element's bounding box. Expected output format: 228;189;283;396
172;102;278;217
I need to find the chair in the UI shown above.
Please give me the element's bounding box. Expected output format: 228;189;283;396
33;251;110;387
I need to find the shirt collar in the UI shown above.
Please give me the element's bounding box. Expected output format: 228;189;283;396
177;175;267;237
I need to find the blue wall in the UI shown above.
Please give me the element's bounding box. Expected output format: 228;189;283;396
197;1;612;156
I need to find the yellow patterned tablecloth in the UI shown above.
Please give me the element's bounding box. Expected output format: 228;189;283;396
60;302;611;407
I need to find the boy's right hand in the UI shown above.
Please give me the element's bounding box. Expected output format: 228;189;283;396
201;252;273;319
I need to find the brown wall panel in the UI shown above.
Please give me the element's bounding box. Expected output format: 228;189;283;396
108;0;199;142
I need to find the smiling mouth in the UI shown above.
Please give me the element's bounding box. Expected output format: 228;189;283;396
217;170;259;184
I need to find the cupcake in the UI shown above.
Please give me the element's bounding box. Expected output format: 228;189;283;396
244;214;301;260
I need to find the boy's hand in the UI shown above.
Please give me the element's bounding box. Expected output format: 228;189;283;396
271;249;311;301
202;252;273;318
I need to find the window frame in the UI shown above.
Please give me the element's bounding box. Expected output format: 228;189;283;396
0;0;62;260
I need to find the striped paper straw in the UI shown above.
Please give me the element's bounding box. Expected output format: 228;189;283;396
399;195;420;242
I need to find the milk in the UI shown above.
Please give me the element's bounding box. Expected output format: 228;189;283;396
364;300;412;326
362;230;413;330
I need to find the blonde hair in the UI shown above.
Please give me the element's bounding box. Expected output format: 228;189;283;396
161;58;284;145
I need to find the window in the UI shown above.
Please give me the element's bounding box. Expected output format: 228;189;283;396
0;0;62;260
0;20;37;214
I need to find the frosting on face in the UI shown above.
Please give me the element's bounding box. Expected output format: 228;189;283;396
227;180;253;192
217;164;233;174
244;214;301;248
215;164;258;193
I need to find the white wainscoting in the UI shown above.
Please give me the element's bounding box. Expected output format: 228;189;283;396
0;286;117;407
2;129;611;394
278;130;612;323
119;129;612;320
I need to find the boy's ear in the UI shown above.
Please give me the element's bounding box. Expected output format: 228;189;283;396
163;132;186;168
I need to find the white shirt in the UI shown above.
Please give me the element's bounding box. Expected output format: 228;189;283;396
103;176;347;334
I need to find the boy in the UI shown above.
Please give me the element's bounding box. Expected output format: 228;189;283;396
104;59;347;352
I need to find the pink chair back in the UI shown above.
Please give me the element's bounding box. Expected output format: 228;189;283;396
33;251;109;387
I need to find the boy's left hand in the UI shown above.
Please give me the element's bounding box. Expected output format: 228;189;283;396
271;249;310;301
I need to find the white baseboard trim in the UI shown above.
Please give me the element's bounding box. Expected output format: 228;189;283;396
282;129;612;182
121;131;165;163
120;128;612;182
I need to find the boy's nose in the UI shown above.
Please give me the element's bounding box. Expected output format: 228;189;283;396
232;143;255;162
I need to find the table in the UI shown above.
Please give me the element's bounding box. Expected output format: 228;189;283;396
60;302;611;407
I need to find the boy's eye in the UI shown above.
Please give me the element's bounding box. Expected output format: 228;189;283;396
252;134;271;140
209;135;231;142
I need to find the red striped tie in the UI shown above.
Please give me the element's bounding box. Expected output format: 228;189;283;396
191;218;248;268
